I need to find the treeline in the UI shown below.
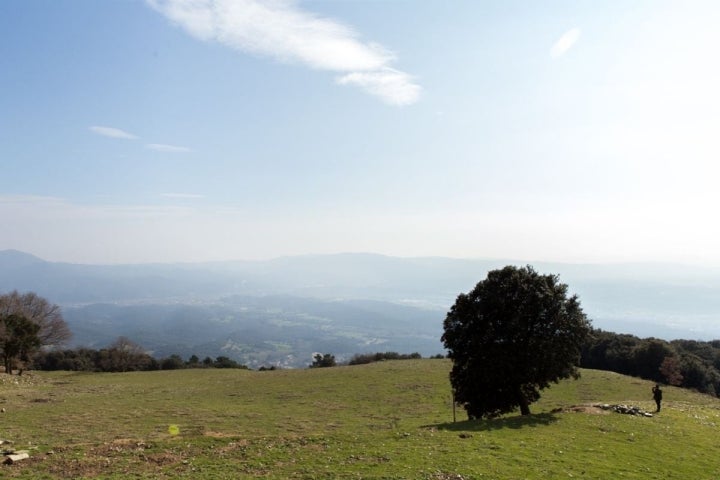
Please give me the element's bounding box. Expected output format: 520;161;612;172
31;337;249;372
33;349;249;372
348;351;425;365
309;351;432;368
31;346;440;373
581;329;720;396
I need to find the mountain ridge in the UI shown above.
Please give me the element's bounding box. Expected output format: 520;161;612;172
2;249;720;367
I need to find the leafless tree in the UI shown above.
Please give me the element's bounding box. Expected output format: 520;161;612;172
0;291;71;373
102;336;151;372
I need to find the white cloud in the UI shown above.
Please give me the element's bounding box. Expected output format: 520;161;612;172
337;68;421;107
550;27;581;58
146;143;192;153
145;0;421;105
89;125;139;140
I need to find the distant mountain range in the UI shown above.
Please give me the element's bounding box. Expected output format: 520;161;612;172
2;249;720;367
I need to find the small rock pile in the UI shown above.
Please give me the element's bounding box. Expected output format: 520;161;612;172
1;440;30;465
594;403;654;417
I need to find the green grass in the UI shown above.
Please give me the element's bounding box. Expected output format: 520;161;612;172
1;362;720;479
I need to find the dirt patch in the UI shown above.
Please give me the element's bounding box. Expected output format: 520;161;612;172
430;473;466;480
551;405;609;415
2;441;191;479
202;431;244;439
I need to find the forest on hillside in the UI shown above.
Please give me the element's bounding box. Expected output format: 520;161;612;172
581;329;720;395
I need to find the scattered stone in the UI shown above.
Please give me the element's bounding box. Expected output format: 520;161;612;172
594;403;653;417
432;472;465;480
1;440;32;465
4;453;29;464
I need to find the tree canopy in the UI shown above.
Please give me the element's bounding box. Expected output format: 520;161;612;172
310;353;336;368
0;314;41;374
442;265;591;419
0;290;71;374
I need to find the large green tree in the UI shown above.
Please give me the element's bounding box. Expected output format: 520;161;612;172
442;265;591;419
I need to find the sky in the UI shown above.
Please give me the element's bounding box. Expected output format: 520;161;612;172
2;0;720;265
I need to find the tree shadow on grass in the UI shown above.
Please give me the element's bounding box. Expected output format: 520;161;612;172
426;412;558;432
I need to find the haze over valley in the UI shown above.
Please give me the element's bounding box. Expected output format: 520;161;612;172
2;249;718;368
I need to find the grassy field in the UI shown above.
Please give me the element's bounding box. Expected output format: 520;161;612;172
1;360;720;479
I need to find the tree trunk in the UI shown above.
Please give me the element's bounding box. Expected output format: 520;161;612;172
518;389;531;416
3;354;12;375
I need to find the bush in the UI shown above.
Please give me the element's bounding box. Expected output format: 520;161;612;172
348;352;423;366
310;353;336;368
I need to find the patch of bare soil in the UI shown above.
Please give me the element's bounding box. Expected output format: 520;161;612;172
3;441;191;479
430;473;466;480
551;404;610;415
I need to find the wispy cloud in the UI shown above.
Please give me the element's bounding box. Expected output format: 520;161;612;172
337;69;421;107
89;127;191;153
161;193;204;199
550;27;581;58
89;125;139;140
146;143;192;153
145;0;421;105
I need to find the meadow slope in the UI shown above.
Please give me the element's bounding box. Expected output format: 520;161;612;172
1;360;719;479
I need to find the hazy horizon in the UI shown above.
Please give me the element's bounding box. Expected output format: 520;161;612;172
3;1;720;266
7;248;720;271
4;247;720;344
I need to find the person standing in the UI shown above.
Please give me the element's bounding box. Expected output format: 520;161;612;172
652;384;663;412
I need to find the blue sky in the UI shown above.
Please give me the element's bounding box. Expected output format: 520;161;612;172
2;0;719;265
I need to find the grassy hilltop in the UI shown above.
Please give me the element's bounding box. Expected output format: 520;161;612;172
1;360;720;479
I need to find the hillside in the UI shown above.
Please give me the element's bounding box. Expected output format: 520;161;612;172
2;362;720;478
